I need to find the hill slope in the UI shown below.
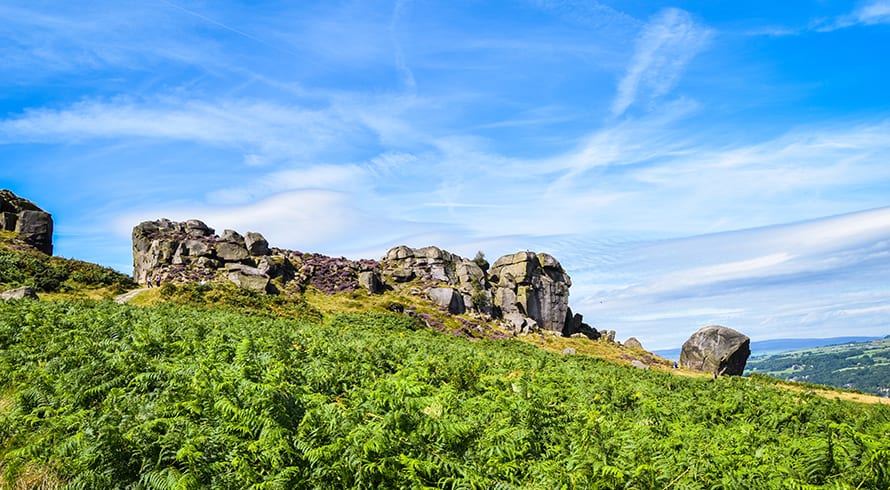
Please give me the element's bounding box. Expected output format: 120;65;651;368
0;231;135;298
3;217;890;487
2;297;890;488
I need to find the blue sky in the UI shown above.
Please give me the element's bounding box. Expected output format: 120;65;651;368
2;1;890;349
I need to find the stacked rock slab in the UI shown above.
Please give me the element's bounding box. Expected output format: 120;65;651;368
0;189;54;255
380;245;490;313
488;251;571;333
680;325;751;376
133;219;278;292
381;245;576;335
133;219;382;295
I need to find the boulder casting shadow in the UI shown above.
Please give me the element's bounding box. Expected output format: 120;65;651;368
680;325;751;376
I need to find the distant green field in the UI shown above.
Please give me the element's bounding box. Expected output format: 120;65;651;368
747;337;890;397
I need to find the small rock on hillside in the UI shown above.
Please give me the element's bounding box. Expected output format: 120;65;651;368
624;337;644;350
1;286;39;301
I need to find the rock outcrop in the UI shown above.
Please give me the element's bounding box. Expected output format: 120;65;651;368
379;245;598;337
133;219;606;339
380;245;490;313
133;219;381;294
0;190;54;255
563;307;600;339
680;325;751;376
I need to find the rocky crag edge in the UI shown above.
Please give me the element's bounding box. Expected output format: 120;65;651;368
1;185;751;375
133;218;608;341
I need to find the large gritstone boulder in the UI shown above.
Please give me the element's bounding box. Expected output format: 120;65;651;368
488;251;571;333
0;189;54;255
680;325;751;376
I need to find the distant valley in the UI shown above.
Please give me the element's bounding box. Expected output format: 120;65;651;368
653;336;884;361
745;336;890;397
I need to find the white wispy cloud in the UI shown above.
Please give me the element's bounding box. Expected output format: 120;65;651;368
534;114;890;239
0;2;235;81
206;164;370;205
743;1;890;36
854;0;890;24
611;8;711;117
531;0;640;32
566;206;890;348
117;190;354;249
815;0;890;31
0;96;376;163
390;0;417;91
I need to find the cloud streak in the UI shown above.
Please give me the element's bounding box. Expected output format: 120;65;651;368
567;207;890;348
817;0;890;31
389;0;417;91
611;8;711;117
0;96;381;164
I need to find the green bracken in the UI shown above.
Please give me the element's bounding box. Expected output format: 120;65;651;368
1;299;889;489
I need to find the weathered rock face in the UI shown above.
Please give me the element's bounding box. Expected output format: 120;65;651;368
357;271;383;294
680;325;751;376
428;287;466;315
488;252;571;333
0;190;54;255
563;307;600;340
133;218;221;285
133;221;603;340
381;245;576;335
381;245;489;313
226;264;274;293
133;219;381;295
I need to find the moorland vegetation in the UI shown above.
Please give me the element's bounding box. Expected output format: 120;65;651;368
1;284;889;488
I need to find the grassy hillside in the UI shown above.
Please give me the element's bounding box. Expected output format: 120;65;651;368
1;296;889;489
0;232;135;299
2;232;889;488
747;337;890;397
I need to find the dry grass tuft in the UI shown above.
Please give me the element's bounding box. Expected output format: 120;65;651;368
0;463;63;490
